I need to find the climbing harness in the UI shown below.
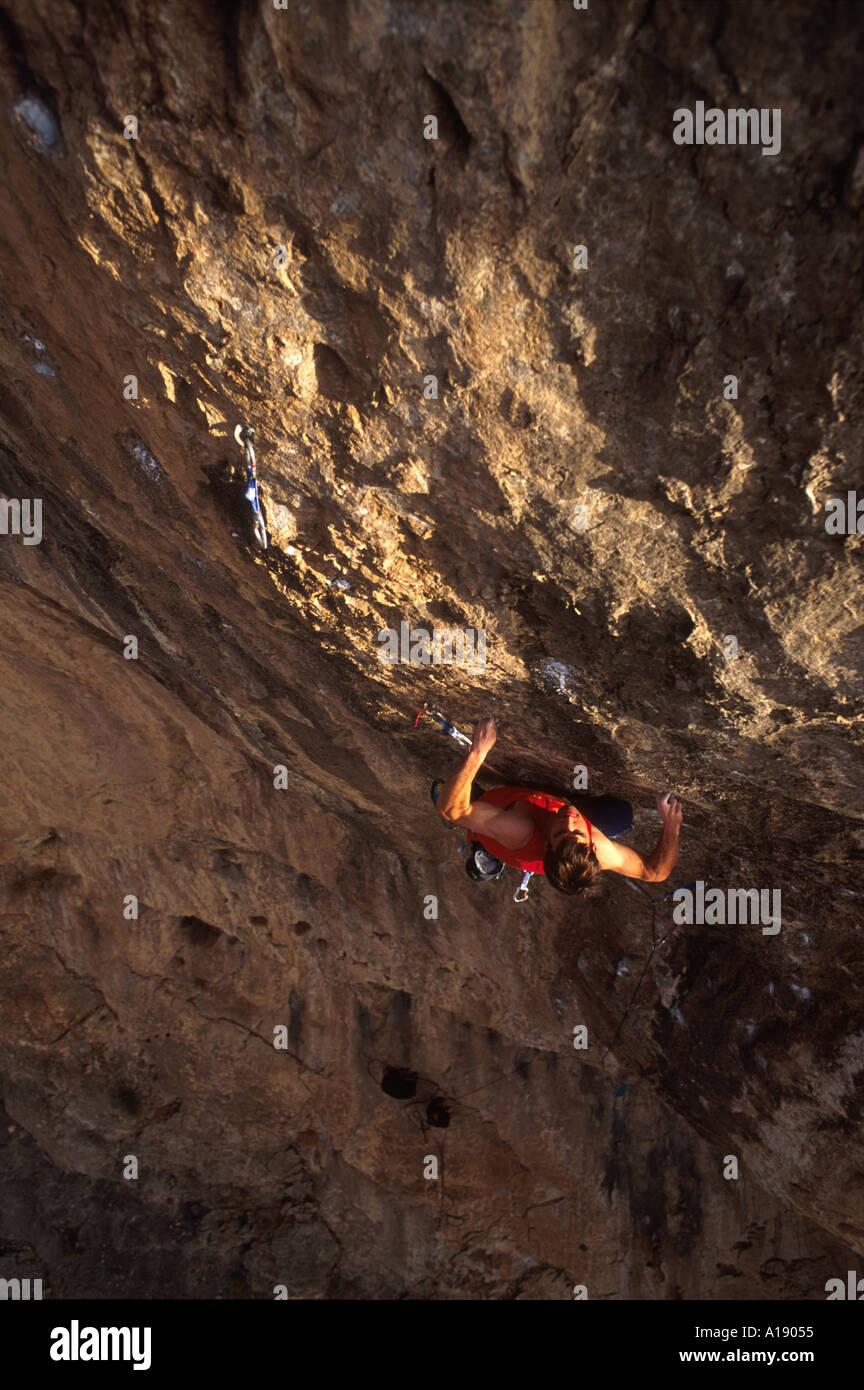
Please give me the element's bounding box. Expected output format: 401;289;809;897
234;423;267;549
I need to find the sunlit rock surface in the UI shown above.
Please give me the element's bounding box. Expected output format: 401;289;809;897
0;0;861;1298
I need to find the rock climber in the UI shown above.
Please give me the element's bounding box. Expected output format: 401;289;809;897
436;718;683;895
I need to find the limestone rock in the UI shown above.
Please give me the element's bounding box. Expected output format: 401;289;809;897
0;0;861;1298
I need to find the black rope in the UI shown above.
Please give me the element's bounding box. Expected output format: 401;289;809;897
598;879;701;1066
366;879;698;1120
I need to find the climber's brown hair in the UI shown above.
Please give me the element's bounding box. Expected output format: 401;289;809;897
543;835;603;895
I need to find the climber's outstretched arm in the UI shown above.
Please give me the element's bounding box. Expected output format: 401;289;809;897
602;793;683;882
437;718;497;823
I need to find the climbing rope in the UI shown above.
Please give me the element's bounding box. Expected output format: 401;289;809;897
367;882;696;1225
234;423;268;549
371;878;696;1121
597;878;698;1068
365;1059;456;1225
413;702;698;1026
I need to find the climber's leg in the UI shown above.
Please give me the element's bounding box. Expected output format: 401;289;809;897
572;794;633;839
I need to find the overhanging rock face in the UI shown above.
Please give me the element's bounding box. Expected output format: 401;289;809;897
0;0;861;1298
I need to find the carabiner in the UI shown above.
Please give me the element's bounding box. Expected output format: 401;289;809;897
235;423;268;550
513;871;533;903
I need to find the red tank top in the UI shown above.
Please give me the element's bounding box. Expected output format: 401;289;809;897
469;786;594;874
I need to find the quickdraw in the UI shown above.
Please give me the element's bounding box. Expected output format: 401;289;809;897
413;702;471;747
234;424;267;549
413;703;508;779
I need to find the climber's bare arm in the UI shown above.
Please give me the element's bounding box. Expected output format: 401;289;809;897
437;718;496;822
600;794;683;882
437;719;535;850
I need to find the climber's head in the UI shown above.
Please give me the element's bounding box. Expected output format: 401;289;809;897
543;805;602;895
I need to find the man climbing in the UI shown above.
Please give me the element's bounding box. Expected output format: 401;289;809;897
436;718;683;895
